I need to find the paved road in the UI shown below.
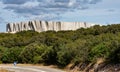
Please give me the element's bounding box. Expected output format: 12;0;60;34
0;65;65;72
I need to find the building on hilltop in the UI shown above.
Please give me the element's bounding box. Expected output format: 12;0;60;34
6;20;95;33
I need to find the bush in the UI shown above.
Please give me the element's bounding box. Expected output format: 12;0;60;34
19;43;46;63
88;43;109;62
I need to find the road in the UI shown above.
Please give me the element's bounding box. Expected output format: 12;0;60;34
0;64;65;72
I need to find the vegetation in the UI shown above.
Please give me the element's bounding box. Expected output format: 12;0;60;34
0;24;120;67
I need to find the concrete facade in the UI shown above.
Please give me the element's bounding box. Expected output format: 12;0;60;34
6;20;95;33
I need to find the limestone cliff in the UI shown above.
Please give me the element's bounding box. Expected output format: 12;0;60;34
6;20;95;33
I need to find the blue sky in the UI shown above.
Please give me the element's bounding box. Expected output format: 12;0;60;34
0;0;120;32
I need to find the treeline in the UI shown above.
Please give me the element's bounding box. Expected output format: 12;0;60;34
0;24;120;67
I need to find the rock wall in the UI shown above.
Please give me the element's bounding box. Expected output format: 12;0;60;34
6;20;95;33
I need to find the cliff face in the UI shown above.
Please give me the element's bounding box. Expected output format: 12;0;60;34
6;20;95;33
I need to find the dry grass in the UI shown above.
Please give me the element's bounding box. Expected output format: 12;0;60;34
0;68;8;72
0;68;14;72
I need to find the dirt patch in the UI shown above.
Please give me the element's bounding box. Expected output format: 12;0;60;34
66;58;120;72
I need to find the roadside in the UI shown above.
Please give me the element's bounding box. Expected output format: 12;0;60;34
0;64;65;72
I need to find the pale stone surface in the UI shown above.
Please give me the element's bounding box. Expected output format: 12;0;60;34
6;20;95;33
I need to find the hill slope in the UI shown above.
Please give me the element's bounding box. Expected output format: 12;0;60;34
1;24;120;71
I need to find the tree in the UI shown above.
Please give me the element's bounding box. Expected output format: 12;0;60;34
1;47;23;63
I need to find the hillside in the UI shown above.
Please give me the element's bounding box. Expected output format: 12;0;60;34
1;24;120;71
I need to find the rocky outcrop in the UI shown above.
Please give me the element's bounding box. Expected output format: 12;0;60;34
6;20;95;33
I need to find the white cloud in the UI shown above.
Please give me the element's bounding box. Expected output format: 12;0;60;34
68;0;76;7
2;0;102;14
22;1;39;8
0;0;103;22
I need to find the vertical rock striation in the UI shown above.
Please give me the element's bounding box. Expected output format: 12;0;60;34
6;20;95;33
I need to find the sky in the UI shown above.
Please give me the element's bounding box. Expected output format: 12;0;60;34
0;0;120;32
